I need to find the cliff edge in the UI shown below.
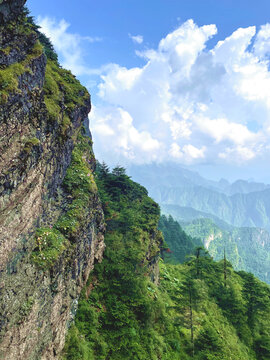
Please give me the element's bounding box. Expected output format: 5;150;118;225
0;3;105;359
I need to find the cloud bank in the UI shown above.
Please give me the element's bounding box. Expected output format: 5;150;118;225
38;17;270;168
91;20;270;166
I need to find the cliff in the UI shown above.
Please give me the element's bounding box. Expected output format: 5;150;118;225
63;165;164;359
0;3;105;359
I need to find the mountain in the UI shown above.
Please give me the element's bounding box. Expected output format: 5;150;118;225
158;213;270;284
158;214;203;263
128;163;270;196
2;3;270;360
128;164;270;231
161;204;234;231
0;5;105;358
64;166;270;360
181;218;270;284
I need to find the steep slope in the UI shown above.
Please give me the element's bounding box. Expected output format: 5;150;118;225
0;4;104;359
63;170;270;360
158;214;203;263
161;204;233;230
181;218;270;284
63;165;163;359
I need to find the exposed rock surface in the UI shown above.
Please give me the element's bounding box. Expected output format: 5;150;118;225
0;3;105;359
0;0;26;24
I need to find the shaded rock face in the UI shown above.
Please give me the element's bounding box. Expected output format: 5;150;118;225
0;0;26;24
0;5;105;360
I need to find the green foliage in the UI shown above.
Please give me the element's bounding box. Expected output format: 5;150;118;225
44;59;89;123
195;324;222;358
31;227;67;268
63;164;170;360
23;137;40;153
19;296;35;320
0;41;43;104
55;134;97;239
159;215;203;263
32;133;97;268
25;9;59;62
64;164;270;360
0;6;36;36
38;32;58;62
182;218;270;284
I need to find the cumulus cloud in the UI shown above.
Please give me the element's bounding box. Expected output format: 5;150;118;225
169;143;206;162
129;34;144;44
253;23;270;59
37;16;102;76
89;19;270;166
38;16;270;167
91;106;161;164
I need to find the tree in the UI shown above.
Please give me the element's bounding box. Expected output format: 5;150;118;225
194;246;208;278
240;272;269;334
98;161;110;177
112;165;126;177
223;248;227;287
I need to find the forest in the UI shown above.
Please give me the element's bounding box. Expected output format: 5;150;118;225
63;163;270;360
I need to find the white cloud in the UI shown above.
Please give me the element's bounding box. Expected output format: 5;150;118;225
129;34;144;44
194;116;259;145
169;143;206;161
37;16;270;168
91;106;161;164
219;146;256;162
253;23;270;59
37;16;102;76
90;19;270;167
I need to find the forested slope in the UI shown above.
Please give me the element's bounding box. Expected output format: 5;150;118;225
182;218;270;284
63;167;270;360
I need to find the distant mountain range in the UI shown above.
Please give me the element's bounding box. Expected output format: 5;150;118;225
128;163;270;283
128;163;270;230
129;163;270;196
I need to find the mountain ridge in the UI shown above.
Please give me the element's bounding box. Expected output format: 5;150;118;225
128;163;270;231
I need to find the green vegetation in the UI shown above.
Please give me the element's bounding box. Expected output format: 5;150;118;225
43;59;89;123
0;7;46;104
159;215;203;263
23;137;40;153
0;7;36;36
182;218;270;284
31;133;97;268
31;227;67;268
63;164;166;359
24;7;59;62
19;296;35;320
0;41;43;104
63;165;270;360
55;134;97;239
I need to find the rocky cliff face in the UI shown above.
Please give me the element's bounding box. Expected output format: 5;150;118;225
0;0;26;24
0;4;105;359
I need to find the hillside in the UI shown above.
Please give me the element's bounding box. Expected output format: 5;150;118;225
158;214;203;263
63;168;270;360
1;3;270;360
159;214;270;284
0;3;105;358
129;164;270;231
181;218;270;284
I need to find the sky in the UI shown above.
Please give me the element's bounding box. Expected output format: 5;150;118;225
27;0;270;182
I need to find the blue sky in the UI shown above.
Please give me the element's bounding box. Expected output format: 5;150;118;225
28;0;270;70
27;0;270;182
